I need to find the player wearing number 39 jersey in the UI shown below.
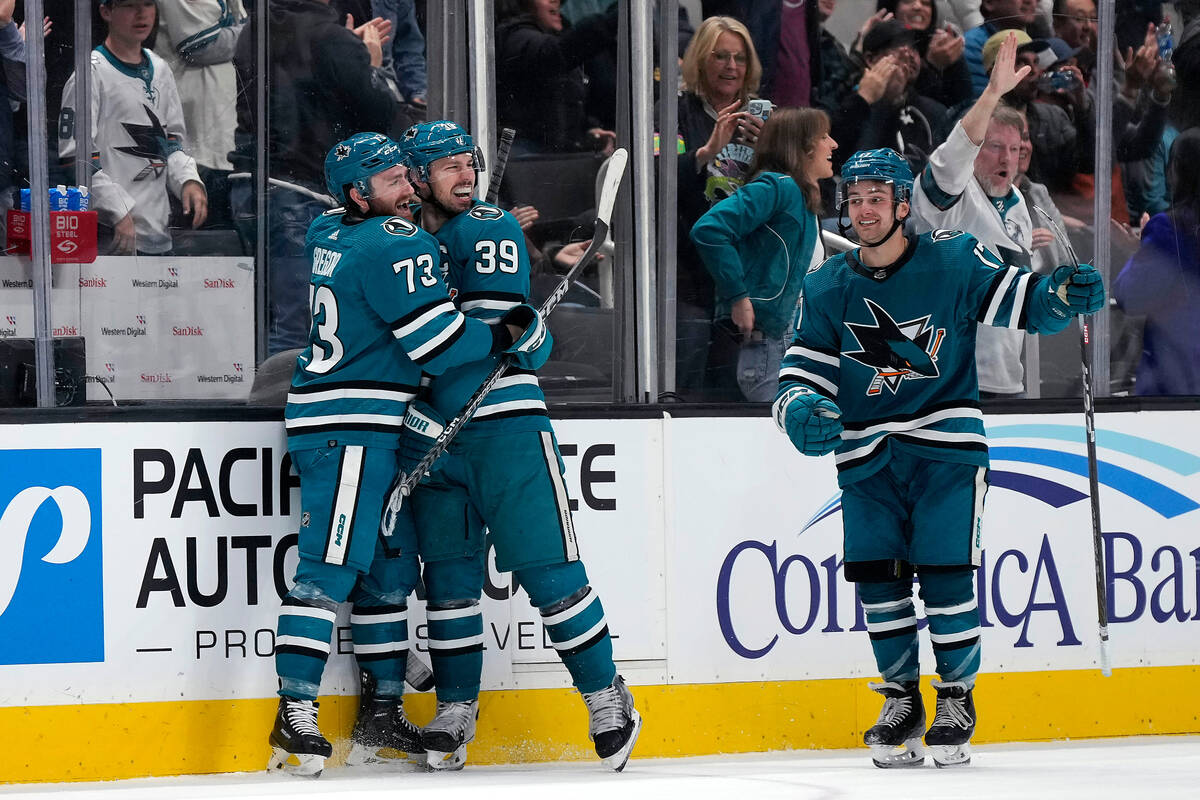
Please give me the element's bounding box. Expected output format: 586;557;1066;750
269;132;545;778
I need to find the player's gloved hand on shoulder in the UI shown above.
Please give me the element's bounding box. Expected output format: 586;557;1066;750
397;400;445;478
500;303;554;370
1050;262;1105;316
774;386;843;456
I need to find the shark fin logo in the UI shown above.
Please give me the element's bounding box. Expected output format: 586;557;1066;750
844;298;945;396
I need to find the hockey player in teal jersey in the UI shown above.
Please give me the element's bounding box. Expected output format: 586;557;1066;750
774;146;1103;769
269;132;552;777
395;120;641;772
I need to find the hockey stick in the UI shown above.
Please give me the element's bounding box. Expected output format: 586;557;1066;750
1032;205;1112;677
485;128;517;205
381;147;629;535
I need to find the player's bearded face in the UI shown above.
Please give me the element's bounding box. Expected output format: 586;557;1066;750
366;165;417;220
427;154;477;213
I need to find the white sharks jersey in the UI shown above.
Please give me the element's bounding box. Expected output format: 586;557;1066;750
909;123;1034;395
59;45;201;254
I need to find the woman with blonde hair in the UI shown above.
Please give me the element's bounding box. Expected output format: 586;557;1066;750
673;15;767;397
691;107;837;401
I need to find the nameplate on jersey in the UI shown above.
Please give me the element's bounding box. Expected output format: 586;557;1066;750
312;246;342;277
469;206;504;221
383;217;419;237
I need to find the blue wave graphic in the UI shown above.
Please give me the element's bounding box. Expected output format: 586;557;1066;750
990;446;1199;519
988;470;1088;507
989;424;1200;475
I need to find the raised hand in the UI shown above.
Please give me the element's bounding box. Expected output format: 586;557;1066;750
985;31;1031;98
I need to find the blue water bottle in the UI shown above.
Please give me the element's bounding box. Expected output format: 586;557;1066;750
67;186;82;210
19;187;30;211
77;186;90;211
49;185;69;210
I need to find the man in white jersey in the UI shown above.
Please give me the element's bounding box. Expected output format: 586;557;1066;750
59;0;208;255
910;31;1040;398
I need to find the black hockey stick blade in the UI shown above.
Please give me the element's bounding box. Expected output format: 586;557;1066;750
485;128;517;205
380;148;629;536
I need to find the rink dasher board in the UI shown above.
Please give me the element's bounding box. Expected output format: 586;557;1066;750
0;413;1198;782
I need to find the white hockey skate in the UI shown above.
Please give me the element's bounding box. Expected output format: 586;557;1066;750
582;675;642;771
267;697;332;778
925;680;976;768
345;671;425;769
422;699;478;771
863;681;925;768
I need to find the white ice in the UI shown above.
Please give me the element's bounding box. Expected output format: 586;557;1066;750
2;737;1199;799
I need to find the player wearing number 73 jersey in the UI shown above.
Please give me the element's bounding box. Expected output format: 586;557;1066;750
269;133;545;778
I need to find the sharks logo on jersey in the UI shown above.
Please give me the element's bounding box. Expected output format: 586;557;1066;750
844;298;946;397
115;105;175;182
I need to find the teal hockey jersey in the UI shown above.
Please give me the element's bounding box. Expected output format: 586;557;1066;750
426;201;552;437
775;230;1073;487
285;210;501;451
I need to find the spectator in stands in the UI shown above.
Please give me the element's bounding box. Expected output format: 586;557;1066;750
963;0;1038;96
995;33;1082;193
1114;129;1200;396
877;0;973;107
909;32;1037;399
336;0;427;110
812;0;858;114
1172;0;1200;131
1015;115;1073;270
691;108;835;402
1;0;27;247
945;0;1052;36
829;19;949;175
1051;0;1097;78
155;0;246;232
673;14;765;397
494;0;618;155
700;0;822;108
230;0;403;355
60;0;208;256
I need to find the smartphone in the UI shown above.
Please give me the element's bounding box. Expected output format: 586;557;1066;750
747;99;773;122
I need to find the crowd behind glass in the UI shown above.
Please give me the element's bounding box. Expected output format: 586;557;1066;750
2;0;1197;406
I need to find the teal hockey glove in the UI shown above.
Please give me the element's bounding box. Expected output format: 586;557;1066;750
397;400;445;478
1050;263;1105;316
775;386;843;456
501;303;554;370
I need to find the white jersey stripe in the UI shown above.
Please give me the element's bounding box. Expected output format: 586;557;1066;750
428;632;485;650
426;605;481;622
982;267;1019;326
840;406;983;440
925;600;978;616
406;313;466;360
551;617;608;652
461;298;520;312
491;374;541;391
393;301;456;338
473;398;548;418
352;640;408;655
778;367;839;397
787;345;840;367
280;605;338;623
287;387;418;405
541;593;595;628
276;634;331;654
860;598;915;613
349;610;409;625
836;428;987;464
286;413;406;430
929;626;981;644
1008;271;1034;329
865;615;918;633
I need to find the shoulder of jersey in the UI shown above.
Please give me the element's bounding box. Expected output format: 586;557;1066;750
363;215;438;250
462;201;514;229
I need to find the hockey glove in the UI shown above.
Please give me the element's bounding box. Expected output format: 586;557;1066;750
397;400;445;478
774;386;843;457
501;303;554;370
1050;263;1105;316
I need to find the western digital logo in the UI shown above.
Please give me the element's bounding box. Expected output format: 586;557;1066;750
0;449;104;665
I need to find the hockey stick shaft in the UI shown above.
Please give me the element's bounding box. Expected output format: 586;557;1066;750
1033;205;1111;676
485;128;517;205
381;148;629;528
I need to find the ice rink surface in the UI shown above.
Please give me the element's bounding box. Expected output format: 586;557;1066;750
3;736;1199;800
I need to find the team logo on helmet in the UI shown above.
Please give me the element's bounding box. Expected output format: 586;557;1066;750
334;143;351;160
